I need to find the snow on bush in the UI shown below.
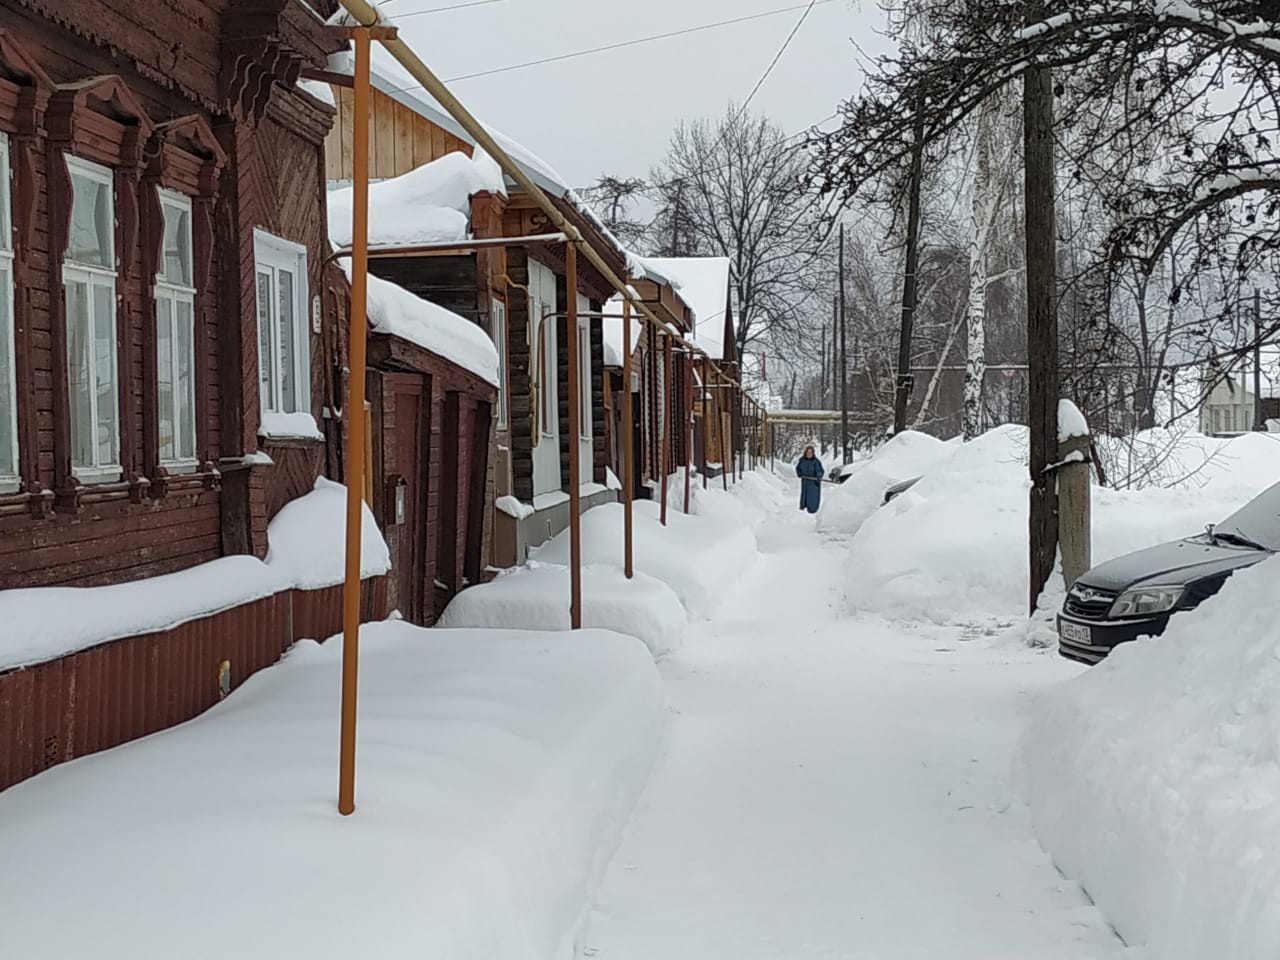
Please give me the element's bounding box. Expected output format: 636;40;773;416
439;562;687;656
266;477;391;590
0;622;665;960
842;426;1280;626
815;430;951;536
1019;558;1280;958
534;500;757;619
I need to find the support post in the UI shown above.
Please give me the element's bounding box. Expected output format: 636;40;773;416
661;333;672;525
839;225;849;461
338;25;371;817
1059;428;1092;589
700;362;708;489
567;242;582;629
621;299;634;578
683;359;692;514
1254;288;1264;431
1025;55;1060;614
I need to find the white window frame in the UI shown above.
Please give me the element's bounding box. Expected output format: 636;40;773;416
491;297;507;429
155;189;199;472
63;153;121;483
0;133;17;491
253;229;310;419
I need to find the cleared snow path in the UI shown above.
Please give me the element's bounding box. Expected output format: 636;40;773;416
579;485;1125;960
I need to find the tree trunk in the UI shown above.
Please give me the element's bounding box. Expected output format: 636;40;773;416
1025;60;1059;617
964;101;994;441
894;106;926;435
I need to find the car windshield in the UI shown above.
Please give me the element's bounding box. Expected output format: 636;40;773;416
1215;479;1280;550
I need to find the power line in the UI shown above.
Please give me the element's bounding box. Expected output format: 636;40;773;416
388;0;507;19
389;1;838;85
741;0;819;112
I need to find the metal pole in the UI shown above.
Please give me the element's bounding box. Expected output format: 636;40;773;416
337;25;373;818
621;299;634;578
700;361;708;489
683;358;693;513
1254;288;1264;431
717;376;727;491
567;242;582;629
661;333;672;525
839;225;849;462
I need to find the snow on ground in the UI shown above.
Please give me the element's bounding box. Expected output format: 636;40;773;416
439;562;687;657
0;622;665;960
833;425;1280;627
1020;557;1280;958
1;479;389;672
581;470;1123;960
533;499;757;619
815;429;952;537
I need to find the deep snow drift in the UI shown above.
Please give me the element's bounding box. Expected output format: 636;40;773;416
533;498;758;619
823;425;1280;626
0;622;665;960
439;562;687;656
1020;558;1280;959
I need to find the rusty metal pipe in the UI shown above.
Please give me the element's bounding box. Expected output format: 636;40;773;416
566;242;582;629
622;299;634;579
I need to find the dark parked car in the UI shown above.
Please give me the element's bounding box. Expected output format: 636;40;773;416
1058;480;1280;665
882;476;921;504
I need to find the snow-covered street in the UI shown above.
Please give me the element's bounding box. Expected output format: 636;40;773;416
581;486;1124;960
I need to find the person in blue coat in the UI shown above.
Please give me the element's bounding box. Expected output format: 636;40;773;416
796;445;824;514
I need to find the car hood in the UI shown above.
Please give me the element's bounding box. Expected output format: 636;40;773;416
1076;537;1270;592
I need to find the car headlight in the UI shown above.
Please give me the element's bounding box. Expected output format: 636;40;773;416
1109;586;1184;618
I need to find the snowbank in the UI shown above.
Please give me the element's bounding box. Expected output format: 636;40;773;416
1;479;391;672
816;430;951;537
439;562;686;657
534;501;757;619
327;150;504;250
1019;558;1280;958
841;426;1280;626
265;476;391;589
347;264;500;385
0;622;665;960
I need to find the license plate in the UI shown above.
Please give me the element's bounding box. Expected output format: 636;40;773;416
1060;620;1091;645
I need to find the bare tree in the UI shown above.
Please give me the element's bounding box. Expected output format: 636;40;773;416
579;175;650;249
648;105;828;363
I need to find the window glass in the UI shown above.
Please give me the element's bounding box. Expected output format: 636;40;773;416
68;172;114;267
160;201;192;287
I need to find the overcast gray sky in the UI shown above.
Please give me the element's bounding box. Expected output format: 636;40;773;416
382;0;890;188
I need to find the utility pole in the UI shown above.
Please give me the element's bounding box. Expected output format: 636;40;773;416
839;224;849;461
1024;37;1060;615
1254;288;1264;431
893;106;925;435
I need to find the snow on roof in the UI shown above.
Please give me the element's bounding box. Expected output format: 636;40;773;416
327;150;504;250
345;262;500;385
325;50;654;280
636;257;732;360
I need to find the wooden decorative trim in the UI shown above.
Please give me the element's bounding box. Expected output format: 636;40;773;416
47;76;156;165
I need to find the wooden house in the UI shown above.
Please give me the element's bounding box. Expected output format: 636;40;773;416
0;0;392;793
318;52;636;568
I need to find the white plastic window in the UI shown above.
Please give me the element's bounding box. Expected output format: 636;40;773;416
253;230;309;417
491;297;507;429
156;190;197;467
64;154;120;480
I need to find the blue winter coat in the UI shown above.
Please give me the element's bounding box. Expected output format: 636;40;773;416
796;455;824;513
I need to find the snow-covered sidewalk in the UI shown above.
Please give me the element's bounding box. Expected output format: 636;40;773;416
580;485;1125;960
0;623;664;960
